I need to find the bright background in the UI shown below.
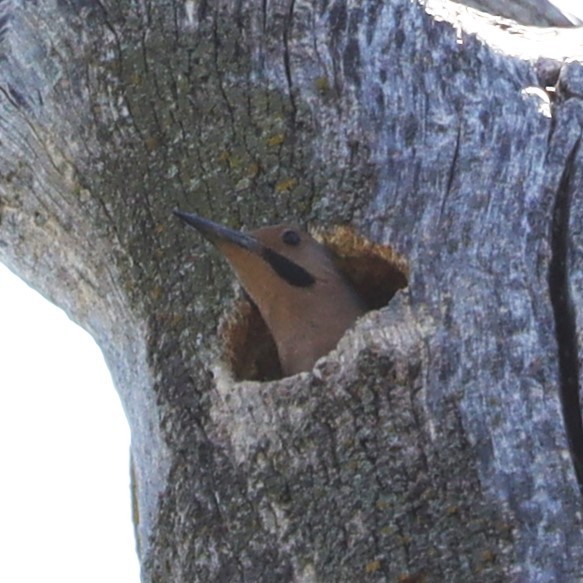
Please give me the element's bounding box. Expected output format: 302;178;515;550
0;263;140;582
551;0;583;23
0;4;582;583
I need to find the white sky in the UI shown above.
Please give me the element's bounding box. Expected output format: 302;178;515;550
0;263;140;583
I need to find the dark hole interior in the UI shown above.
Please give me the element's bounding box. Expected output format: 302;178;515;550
219;226;409;382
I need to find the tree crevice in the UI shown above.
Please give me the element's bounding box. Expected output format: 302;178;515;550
548;132;583;491
282;0;297;121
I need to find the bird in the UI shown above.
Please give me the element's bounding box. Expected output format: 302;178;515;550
173;209;367;376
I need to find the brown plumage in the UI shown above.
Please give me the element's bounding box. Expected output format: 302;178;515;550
174;210;366;376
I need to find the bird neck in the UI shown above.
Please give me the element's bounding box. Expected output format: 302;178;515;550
219;244;365;376
253;275;365;376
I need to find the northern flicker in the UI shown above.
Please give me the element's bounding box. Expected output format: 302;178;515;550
174;210;366;376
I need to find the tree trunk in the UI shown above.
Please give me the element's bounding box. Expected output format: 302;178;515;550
1;0;582;581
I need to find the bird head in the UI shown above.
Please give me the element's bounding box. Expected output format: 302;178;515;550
174;209;365;375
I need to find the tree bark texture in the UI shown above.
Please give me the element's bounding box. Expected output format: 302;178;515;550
452;0;581;27
0;0;582;581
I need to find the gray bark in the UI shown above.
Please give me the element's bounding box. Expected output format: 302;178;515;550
0;0;582;581
452;0;582;26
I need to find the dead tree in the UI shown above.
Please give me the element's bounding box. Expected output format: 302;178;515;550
0;0;582;581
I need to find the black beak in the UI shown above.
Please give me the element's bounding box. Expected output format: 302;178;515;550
173;209;262;254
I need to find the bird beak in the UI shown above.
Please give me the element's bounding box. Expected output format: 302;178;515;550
173;209;262;254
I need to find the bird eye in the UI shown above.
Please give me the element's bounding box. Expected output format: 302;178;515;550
281;229;301;246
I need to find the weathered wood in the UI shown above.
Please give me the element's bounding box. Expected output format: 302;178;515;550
452;0;581;26
0;0;582;581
